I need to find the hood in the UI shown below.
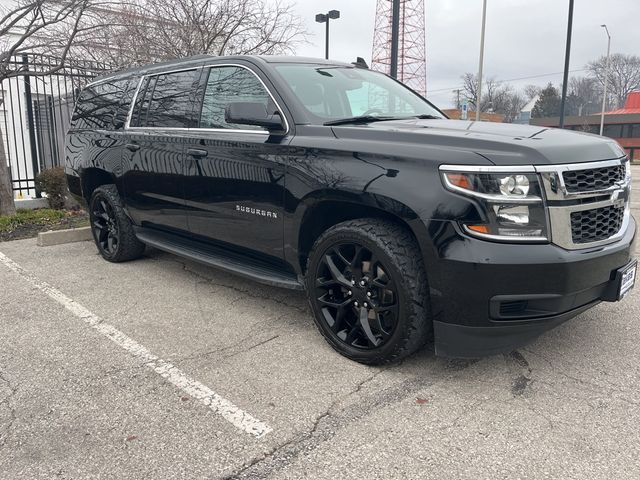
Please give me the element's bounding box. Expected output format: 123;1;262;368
330;118;625;166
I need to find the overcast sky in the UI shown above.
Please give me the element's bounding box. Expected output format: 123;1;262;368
290;0;640;108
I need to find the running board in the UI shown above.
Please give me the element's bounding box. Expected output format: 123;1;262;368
135;228;304;290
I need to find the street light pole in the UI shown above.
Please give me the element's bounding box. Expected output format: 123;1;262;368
325;18;329;59
315;10;340;60
599;24;611;136
559;0;574;129
475;0;487;122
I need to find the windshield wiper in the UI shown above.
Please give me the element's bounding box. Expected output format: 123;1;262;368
323;115;400;126
324;114;442;126
412;114;442;119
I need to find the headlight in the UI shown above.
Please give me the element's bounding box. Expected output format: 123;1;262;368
440;168;548;242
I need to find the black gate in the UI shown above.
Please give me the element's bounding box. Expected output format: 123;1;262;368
0;54;110;197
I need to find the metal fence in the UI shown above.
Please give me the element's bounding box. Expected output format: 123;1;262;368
1;54;111;198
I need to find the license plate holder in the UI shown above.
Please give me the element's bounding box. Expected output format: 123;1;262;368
617;260;637;300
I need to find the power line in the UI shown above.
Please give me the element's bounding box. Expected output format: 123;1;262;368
427;68;589;96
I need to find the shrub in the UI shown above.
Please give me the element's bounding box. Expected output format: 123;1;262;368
35;167;67;209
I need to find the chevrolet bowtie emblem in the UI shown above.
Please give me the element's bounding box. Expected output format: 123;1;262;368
611;188;626;208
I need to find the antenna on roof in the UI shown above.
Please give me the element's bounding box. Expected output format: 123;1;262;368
352;57;369;69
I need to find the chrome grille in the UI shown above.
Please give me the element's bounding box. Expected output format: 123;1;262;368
562;163;626;193
570;205;625;244
538;158;631;250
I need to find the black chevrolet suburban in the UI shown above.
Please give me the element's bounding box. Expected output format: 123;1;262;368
65;55;637;364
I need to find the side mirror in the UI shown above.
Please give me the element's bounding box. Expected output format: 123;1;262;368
225;102;285;132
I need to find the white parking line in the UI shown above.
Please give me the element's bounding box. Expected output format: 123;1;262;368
0;250;272;438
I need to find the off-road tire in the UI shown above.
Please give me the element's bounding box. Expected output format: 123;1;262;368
306;218;433;364
89;184;145;262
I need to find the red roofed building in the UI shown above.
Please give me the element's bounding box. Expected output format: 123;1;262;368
608;91;640;115
531;91;640;162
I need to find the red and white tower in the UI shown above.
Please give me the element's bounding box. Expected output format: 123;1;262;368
371;0;427;96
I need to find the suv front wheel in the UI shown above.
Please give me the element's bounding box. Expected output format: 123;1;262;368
306;219;432;364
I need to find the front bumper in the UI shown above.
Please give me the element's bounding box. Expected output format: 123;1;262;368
429;216;637;358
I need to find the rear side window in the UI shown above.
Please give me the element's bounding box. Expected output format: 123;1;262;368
70;78;129;130
111;78;135;130
130;69;200;128
199;66;273;130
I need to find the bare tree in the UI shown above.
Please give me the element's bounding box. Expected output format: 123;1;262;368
568;76;600;116
461;73;505;112
460;73;481;110
588;53;640;109
0;0;102;215
74;0;307;69
500;91;527;123
459;73;526;122
523;84;542;101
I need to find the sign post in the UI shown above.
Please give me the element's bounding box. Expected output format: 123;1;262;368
461;99;469;121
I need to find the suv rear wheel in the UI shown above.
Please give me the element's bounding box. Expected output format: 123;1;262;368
306;219;432;364
89;184;145;262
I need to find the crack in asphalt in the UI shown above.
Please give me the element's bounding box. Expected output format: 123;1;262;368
222;335;280;361
220;366;432;480
0;370;18;448
521;348;640;406
155;254;309;314
506;350;533;396
172;313;294;364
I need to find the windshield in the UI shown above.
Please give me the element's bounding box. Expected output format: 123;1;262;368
274;64;443;124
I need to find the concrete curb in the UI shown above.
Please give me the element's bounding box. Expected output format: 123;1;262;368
15;198;49;210
37;226;92;247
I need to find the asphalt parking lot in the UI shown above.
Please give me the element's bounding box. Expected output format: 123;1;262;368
1;167;639;479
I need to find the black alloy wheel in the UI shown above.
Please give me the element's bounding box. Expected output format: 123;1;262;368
307;219;432;364
314;242;399;349
92;197;119;256
89;184;145;262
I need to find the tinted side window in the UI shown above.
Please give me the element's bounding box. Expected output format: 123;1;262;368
70;79;129;130
131;70;200;128
130;76;153;127
199;66;273;130
111;78;135;130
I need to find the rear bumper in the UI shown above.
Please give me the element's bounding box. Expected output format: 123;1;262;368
428;216;637;358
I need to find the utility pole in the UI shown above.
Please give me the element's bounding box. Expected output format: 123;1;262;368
390;0;401;78
475;0;488;121
559;0;574;128
599;24;611;136
315;10;340;60
453;89;461;109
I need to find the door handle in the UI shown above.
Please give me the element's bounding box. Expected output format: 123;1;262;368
187;148;208;158
125;143;140;152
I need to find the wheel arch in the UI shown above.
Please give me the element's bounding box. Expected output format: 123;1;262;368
80;168;119;202
292;191;433;276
